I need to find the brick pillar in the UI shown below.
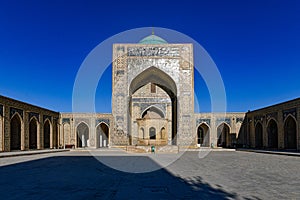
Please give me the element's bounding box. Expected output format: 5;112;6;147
90;116;96;148
263;116;268;148
0;116;3;151
278;112;284;149
297;106;300;150
24;112;29;150
211;115;217;147
4;106;10;151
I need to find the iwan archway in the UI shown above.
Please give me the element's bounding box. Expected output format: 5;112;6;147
112;39;195;146
129;66;177;146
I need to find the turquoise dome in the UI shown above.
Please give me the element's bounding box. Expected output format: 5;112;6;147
139;34;168;44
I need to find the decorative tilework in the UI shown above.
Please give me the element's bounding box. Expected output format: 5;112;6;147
43;115;52;122
196;118;211;126
283;108;297;120
95;118;110;126
29;112;39;122
10;107;23;119
62;118;70;124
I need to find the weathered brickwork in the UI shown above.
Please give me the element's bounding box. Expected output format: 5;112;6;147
59;113;113;148
0;95;59;152
239;98;300;150
112;43;194;146
195;113;245;147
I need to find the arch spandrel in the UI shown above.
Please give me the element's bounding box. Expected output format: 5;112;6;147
129;66;177;98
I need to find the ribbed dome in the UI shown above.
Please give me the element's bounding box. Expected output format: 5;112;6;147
139;34;168;44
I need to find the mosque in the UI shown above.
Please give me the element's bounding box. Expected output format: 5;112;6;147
0;34;299;152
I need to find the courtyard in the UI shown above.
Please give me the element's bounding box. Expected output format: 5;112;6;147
0;150;299;199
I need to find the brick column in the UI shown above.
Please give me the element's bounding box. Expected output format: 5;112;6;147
278;112;284;149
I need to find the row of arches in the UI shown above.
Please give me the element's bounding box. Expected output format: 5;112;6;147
76;122;109;148
10;114;51;151
139;127;166;140
196;123;233;147
255;116;297;149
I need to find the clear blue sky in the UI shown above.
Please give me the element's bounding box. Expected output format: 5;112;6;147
0;0;299;113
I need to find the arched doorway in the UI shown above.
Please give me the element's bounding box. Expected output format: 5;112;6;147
29;118;38;149
197;124;210;147
284;116;297;149
217;123;230;147
129;67;177;145
10;114;21;150
77;122;89;148
267;119;278;149
96;123;109;148
255;122;263;148
160;127;166;139
149;127;156;139
44;120;51;148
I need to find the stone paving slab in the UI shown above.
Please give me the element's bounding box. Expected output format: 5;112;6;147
0;149;69;158
0;150;299;199
237;148;300;157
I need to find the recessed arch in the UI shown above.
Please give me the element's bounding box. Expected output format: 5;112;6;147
129;66;177;144
129;66;177;97
96;122;109;148
197;123;210;147
284;115;297;149
141;106;165;119
160;127;166;139
29;117;38;149
76;122;89;148
267;119;278;148
44;119;51;148
149;127;156;139
255;122;263;148
217;123;230;147
10;113;22;150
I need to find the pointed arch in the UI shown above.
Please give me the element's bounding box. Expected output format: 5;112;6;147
149;127;156;139
267;119;278;148
44;119;52;148
76;122;89;148
96;122;109;148
197;123;210;147
255;122;263;148
29;117;38;149
217;123;230;147
284;115;297;149
141;106;165;119
129;66;177;144
10;113;22;150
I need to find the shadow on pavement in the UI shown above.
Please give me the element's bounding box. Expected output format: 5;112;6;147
0;156;237;199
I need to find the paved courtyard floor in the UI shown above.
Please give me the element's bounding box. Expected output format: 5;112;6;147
0;150;299;199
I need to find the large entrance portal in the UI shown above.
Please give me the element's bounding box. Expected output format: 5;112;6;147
130;67;176;146
112;41;194;146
